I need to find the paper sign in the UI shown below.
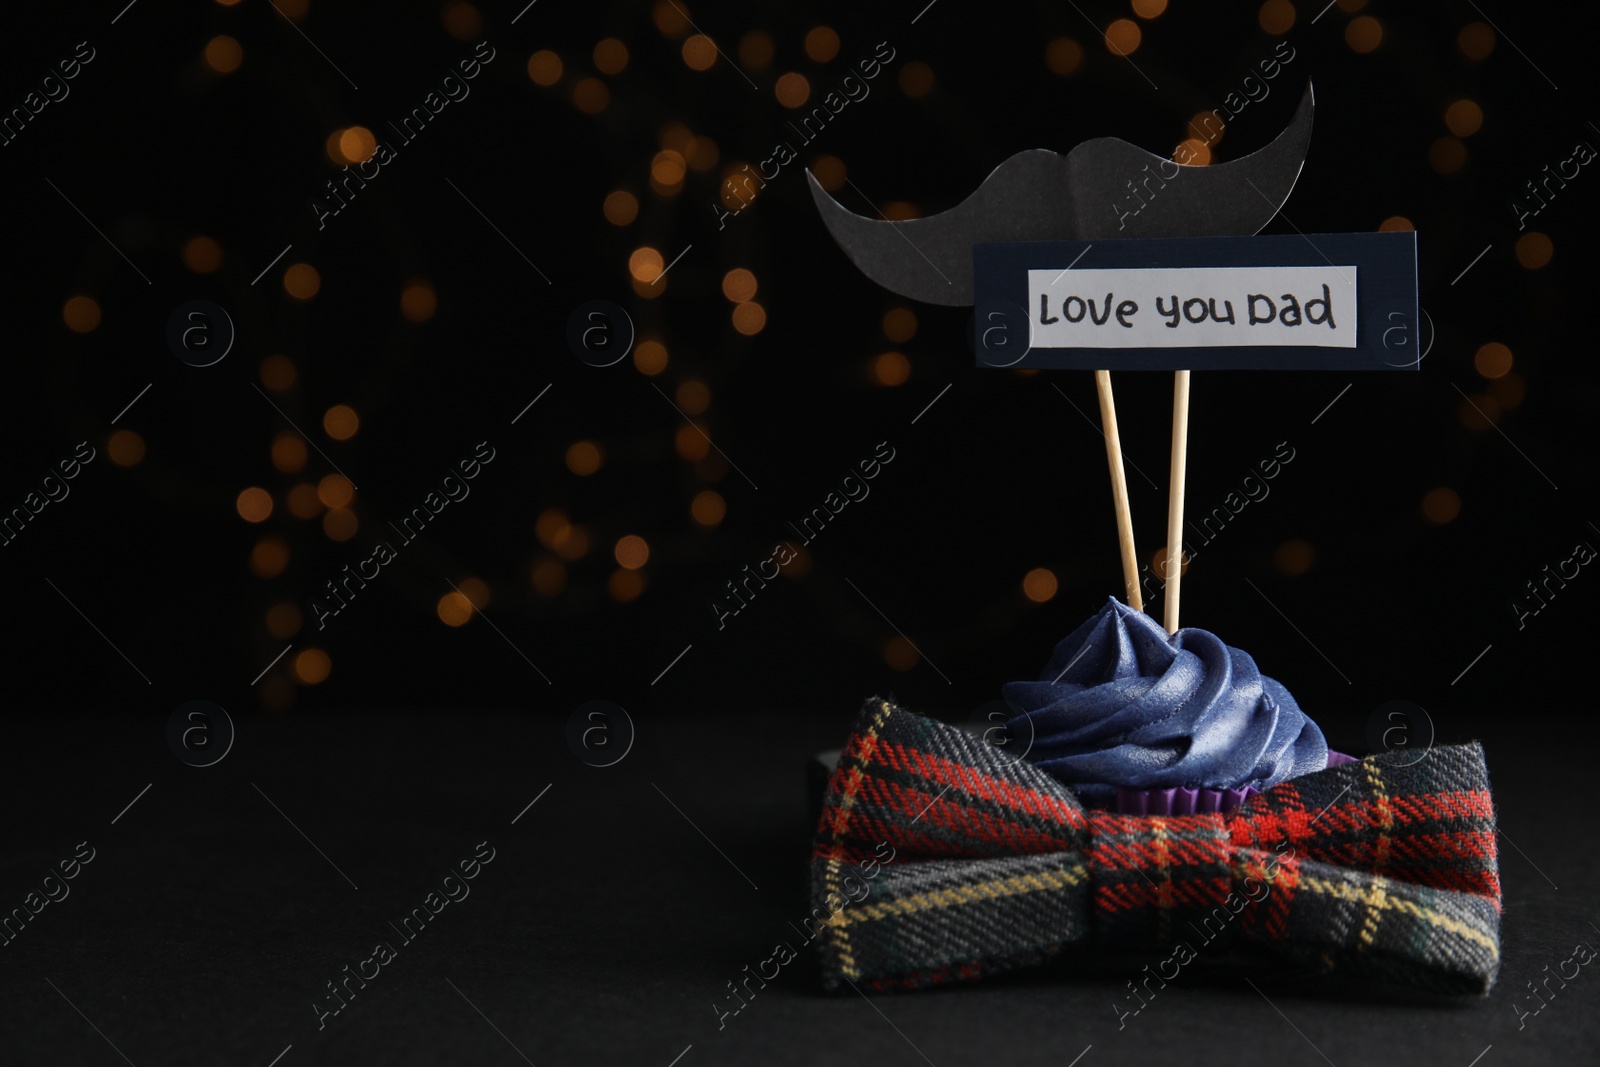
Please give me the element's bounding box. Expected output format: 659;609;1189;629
1029;266;1355;349
973;231;1419;371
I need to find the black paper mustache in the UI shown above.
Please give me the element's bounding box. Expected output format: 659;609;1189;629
807;83;1315;306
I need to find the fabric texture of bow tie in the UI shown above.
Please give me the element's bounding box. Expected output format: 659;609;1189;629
811;698;1501;996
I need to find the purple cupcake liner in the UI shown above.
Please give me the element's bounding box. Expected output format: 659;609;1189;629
1103;750;1357;816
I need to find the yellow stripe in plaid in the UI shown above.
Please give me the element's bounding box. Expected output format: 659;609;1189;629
1359;761;1395;952
839;863;1089;926
1299;874;1498;954
1152;817;1173;942
823;857;861;978
1357;877;1388;949
1364;760;1394;870
822;701;895;844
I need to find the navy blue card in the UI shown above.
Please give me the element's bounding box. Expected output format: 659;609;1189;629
972;231;1420;370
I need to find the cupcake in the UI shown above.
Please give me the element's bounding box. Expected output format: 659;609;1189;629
1002;597;1347;814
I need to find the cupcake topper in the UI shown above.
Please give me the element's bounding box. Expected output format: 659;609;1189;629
811;84;1419;631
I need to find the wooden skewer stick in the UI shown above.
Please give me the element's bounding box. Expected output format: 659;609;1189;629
1163;370;1191;634
1093;370;1142;612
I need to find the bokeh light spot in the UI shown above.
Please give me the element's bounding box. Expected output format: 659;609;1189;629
1022;568;1058;602
237;487;274;523
615;534;650;570
691;489;726;526
108;430;145;467
1515;232;1553;269
721;268;757;303
565;440;604;476
63;296;101;334
323;405;359;441
1421;487;1461;525
293;648;332;685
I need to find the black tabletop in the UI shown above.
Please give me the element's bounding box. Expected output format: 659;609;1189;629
2;705;1593;1066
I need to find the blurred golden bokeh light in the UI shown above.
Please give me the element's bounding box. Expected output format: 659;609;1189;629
1022;567;1058;603
721;268;757;302
1346;16;1382;53
731;301;766;335
594;37;629;75
530;557;567;597
884;636;920;671
653;0;690;37
283;263;321;300
811;154;847;191
629;247;664;282
573;77;609;113
604;190;639;226
552;525;590;561
288;484;322;519
805;26;840;62
677;379;711;415
535;507;569;547
323;507;359;542
676;424;710;461
107;430;145;467
250;535;289;578
651;149;687;190
1176;139;1212;166
691;489;726;526
401;278;437;322
183;236;224;274
565;440;604;475
527;50;562;85
609;568;646;603
882;307;917;343
63;295;101;333
328;126;376;165
1445;100;1483;137
1474;342;1513;379
441;2;483;40
898;62;934;98
871;351;911;386
1273;538;1315;576
318;474;355;509
614;534;650;570
204;36;243;74
266;602;303;639
293;648;332;685
1045;37;1083;75
1429;137;1466;175
237;487;274;523
271;431;307;473
323;405;359;440
1515;232;1553;269
682;34;718;71
775;72;810;107
1258;0;1295;35
260;354;296;391
1421;487;1462;525
634;338;669;375
437;592;474;627
739;30;774;70
1458;22;1495;60
1104;19;1141;56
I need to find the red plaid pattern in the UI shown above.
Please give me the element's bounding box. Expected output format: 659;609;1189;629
812;698;1501;995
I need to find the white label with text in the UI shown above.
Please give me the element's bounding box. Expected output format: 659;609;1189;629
1027;265;1357;349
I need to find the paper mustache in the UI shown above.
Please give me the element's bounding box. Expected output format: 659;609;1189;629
807;84;1314;306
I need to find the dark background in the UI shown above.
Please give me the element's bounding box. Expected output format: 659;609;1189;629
2;1;1597;1064
4;0;1595;728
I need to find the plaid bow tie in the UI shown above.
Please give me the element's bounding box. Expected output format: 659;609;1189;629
811;698;1501;996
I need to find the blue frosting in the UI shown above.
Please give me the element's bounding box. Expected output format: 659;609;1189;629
1002;598;1327;801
